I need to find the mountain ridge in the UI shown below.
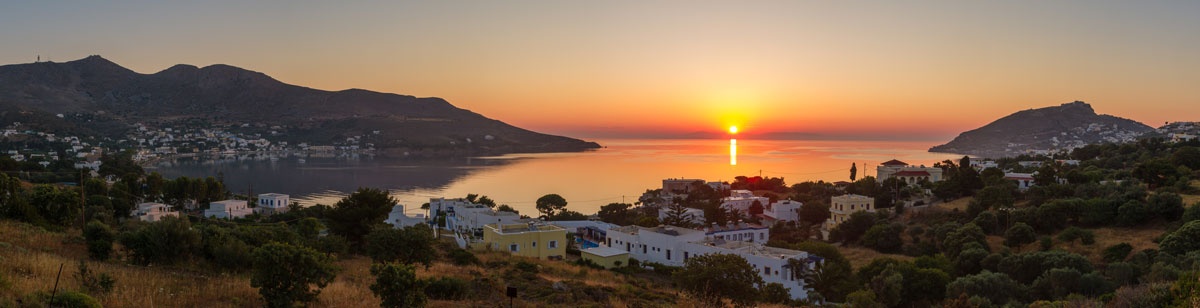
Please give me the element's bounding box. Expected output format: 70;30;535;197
929;101;1152;157
0;55;600;155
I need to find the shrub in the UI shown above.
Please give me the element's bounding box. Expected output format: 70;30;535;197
1159;220;1200;255
118;216;201;265
22;290;102;308
862;223;905;253
82;220;115;260
945;271;1027;305
447;249;480;266
365;224;436;267
371;263;428;308
1103;243;1134;263
1039;236;1053;251
251;242;339;308
1055;227;1096;246
74;261;115;294
424;276;471;300
1003;223;1036;250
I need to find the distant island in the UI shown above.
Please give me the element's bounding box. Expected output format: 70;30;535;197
930;101;1154;157
0;55;600;158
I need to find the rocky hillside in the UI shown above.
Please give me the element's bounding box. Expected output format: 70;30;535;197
0;55;599;155
929;101;1152;157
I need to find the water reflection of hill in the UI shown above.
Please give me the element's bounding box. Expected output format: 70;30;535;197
147;153;514;201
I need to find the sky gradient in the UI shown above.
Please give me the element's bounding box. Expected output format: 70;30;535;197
2;1;1197;140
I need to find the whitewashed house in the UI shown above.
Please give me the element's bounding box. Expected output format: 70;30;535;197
721;190;769;217
429;197;522;234
131;202;180;222
877;159;943;185
205;200;253;219
385;204;427;229
761;199;804;224
1005;173;1036;190
255;193;290;215
603;224;813;300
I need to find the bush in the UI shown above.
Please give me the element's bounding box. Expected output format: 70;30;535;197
1146;192;1184;221
1003;223;1036;250
1055;227;1096;246
1159;220;1200;255
74;261;115;294
1039;236;1053;251
862;223;905;253
447;249;480;266
118;216;201;265
371;263;427;308
1116;200;1150;226
22;290;102;308
760;283;791;304
424;277;471;300
82;220;115;260
1103;243;1134;263
251;242;339;308
365;225;436;266
945;271;1027;305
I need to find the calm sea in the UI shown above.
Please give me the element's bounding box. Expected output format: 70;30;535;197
147;139;964;216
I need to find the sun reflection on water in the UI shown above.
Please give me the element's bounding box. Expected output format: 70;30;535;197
730;138;737;165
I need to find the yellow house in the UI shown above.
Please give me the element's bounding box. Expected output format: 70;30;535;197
482;222;567;259
826;194;875;231
580;247;629;269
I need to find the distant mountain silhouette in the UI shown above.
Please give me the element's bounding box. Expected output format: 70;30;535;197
0;56;599;155
930;101;1152;157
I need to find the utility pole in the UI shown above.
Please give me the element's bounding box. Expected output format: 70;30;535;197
79;169;86;229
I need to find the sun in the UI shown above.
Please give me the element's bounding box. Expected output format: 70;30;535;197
728;125;738;134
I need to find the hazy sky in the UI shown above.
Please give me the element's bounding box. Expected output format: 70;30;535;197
2;1;1197;140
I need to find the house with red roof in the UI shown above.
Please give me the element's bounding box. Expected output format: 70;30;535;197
876;159;944;185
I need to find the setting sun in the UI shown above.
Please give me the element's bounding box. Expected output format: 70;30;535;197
729;125;738;134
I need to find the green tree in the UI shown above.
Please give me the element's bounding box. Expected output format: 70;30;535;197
945;271;1028;305
535;194;568;218
119;215;201;265
1146;191;1184;221
862;223;905;253
365;224;436;267
370;263;428;308
784;241;856;302
1116;200;1150;226
943;223;989;259
1102;243;1133;263
868;267;904;307
596;202;635;225
1003;223;1037;251
83;220;115;260
661;202;695;227
1033;165;1058;187
760;283;791;304
673;253;763;308
1132;159;1177;188
250;242;339;308
1160;220;1200;255
1055;227;1095;245
1172;146;1200;169
797;202;831;226
326;188;397;247
838;210;878;244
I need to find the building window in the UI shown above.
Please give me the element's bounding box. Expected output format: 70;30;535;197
684;251;689;260
509;244;519;252
549;240;558;249
532;241;537;248
643;245;647;254
764;266;771;275
759;232;764;240
667;249;671;260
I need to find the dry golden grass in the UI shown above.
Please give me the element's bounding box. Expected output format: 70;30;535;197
984;225;1168;264
935;197;973;212
839;245;914;268
0;221;263;307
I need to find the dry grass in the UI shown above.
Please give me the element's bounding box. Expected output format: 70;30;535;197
0;221;263;307
984;225;1168;264
935;197;973;212
0;219;694;308
839;245;914;268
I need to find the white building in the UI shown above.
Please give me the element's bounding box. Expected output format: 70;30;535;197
205;200;253;219
969;158;999;170
255;193;290;215
603;224;812;300
721;190;769;217
761;199;804;224
429;197;523;234
1018;161;1045;168
385;204;427;229
131;202;180;222
876;159;943;185
1005;173;1036;190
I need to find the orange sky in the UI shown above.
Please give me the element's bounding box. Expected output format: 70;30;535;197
2;1;1198;140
